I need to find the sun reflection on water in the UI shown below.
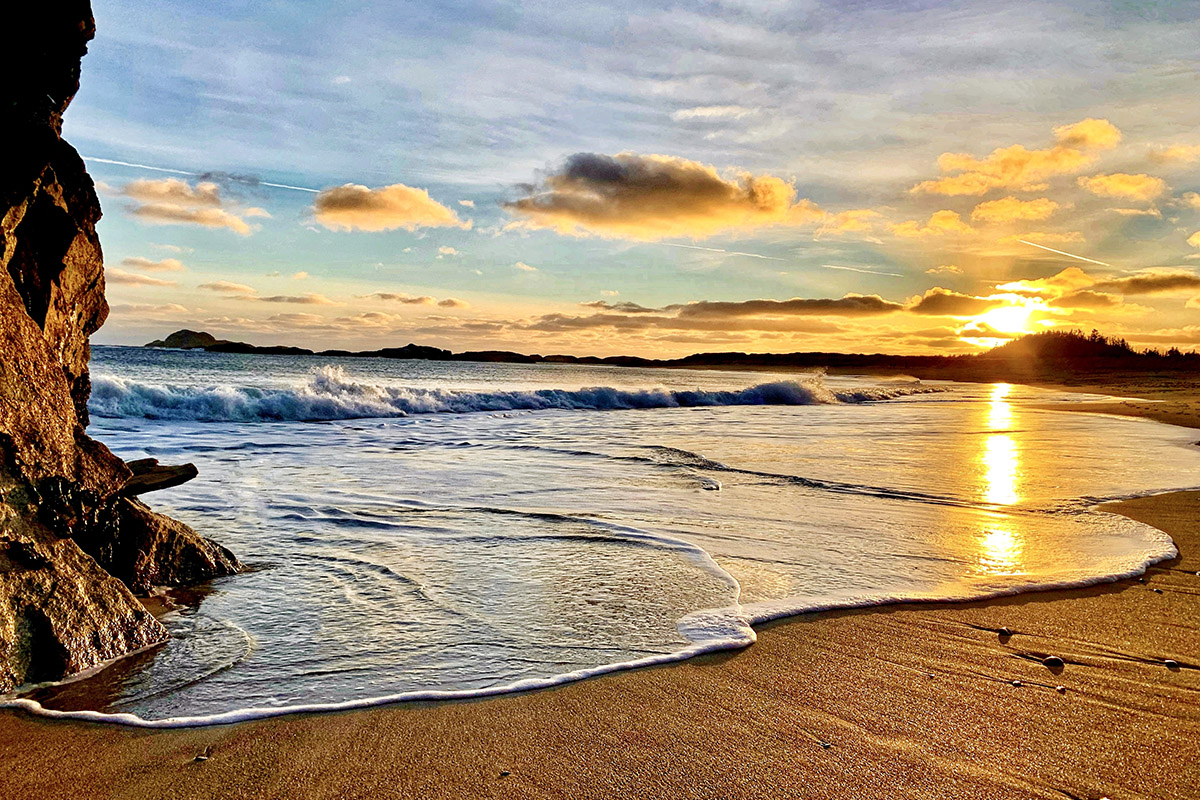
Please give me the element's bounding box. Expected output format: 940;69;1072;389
978;526;1024;576
988;383;1013;429
981;383;1021;506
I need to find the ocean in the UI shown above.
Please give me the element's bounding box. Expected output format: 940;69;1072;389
9;346;1198;726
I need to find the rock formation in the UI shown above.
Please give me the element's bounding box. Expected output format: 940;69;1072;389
0;2;241;693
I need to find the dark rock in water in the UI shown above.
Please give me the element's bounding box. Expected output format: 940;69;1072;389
0;2;241;691
144;329;226;349
0;508;166;691
119;460;198;496
90;499;242;595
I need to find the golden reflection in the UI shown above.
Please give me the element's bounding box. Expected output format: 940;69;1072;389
981;384;1020;505
987;383;1012;429
977;526;1023;576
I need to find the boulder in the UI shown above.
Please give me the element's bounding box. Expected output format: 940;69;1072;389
0;1;241;692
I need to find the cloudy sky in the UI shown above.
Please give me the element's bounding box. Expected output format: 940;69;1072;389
74;0;1200;355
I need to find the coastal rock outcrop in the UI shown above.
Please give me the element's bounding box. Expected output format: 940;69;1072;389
0;3;241;692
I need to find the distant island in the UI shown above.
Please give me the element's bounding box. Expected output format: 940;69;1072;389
145;328;1200;384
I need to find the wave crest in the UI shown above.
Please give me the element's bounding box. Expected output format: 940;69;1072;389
88;366;939;422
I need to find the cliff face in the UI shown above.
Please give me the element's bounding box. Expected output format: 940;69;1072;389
0;3;241;692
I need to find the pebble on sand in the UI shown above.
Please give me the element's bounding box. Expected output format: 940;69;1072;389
1055;686;1066;693
1011;680;1022;687
1043;656;1064;669
1164;659;1179;670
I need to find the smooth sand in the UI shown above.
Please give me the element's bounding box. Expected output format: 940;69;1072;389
2;397;1198;799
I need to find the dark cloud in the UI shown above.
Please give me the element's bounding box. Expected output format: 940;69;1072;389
1047;289;1122;309
907;288;1004;316
1091;271;1200;295
671;295;903;318
504;152;823;240
580;300;663;313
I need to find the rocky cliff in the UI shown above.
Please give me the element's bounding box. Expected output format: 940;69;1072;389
0;3;241;692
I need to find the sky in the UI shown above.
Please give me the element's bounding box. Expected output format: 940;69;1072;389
71;0;1200;356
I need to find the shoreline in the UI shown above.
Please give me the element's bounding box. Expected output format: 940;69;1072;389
1;393;1197;798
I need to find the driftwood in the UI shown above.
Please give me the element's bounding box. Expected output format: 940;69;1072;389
119;459;199;496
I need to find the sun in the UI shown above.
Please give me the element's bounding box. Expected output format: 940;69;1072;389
976;303;1035;335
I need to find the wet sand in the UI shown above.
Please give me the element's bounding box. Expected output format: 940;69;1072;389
1;400;1198;799
1032;375;1200;430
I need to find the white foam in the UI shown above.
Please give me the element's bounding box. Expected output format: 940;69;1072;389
87;366;942;423
1;516;1175;729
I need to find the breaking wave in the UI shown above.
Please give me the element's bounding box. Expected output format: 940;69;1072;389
88;366;941;422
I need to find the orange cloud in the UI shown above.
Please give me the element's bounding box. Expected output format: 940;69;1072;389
504;152;825;240
970;196;1059;224
891;210;971;238
1076;173;1167;202
1149;144;1200;164
120;256;185;272
106;268;177;287
120;178;260;236
1188;231;1200;248
123;178;221;206
911;118;1120;196
198;280;257;295
314;184;471;232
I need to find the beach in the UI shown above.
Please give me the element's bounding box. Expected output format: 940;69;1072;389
1;393;1197;800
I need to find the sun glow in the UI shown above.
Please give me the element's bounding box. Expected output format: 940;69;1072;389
978;302;1035;335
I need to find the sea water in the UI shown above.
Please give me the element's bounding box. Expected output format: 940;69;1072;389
7;346;1198;726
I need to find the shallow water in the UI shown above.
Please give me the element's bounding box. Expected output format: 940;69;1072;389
9;347;1199;725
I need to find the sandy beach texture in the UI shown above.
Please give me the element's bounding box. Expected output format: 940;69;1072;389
1;397;1197;800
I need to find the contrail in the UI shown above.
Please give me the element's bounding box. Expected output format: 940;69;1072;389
83;156;321;194
820;264;903;277
660;243;786;261
1018;239;1111;267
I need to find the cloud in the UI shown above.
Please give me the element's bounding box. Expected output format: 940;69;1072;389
907;288;1005;316
1150;144;1200;164
911;118;1120;196
122;178;221;206
997;267;1096;298
671;294;904;318
313;183;471;232
504;152;824;240
1046;289;1122;309
1189;231;1200;248
1091;269;1200;295
106;268;177;287
108;303;188;314
292;271;309;280
119;178;259;235
601;289;619;296
891;210;971;238
581;301;662;314
458;199;475;208
970;196;1059;224
437;246;461;258
925;265;962;275
514;261;538;272
1077;173;1167;202
671;105;758;121
120;256;185;272
361;292;438;305
1181;193;1200;210
437;298;469;308
198;280;257;295
128;205;255;235
255;293;336;305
